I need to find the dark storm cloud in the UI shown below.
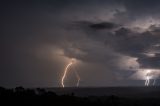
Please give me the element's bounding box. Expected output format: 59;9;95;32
73;21;119;31
71;18;160;75
114;28;160;69
73;20;160;58
113;28;160;56
83;21;118;30
111;27;160;69
1;0;160;87
138;54;160;69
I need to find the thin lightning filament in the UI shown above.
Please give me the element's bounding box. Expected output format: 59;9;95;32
61;61;73;88
75;70;80;87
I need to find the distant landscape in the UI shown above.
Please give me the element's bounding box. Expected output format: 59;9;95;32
1;86;160;106
47;87;160;97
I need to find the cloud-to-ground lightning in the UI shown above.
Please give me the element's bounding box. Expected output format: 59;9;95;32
61;59;74;88
145;76;150;86
61;59;80;88
145;70;151;86
74;70;80;87
142;69;160;86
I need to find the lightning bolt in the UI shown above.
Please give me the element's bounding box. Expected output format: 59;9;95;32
61;59;80;88
61;60;74;88
145;70;151;86
145;76;150;86
74;70;80;87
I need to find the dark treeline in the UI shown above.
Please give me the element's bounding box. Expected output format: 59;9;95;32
0;86;160;106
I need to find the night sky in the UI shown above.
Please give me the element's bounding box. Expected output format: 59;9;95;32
1;0;160;88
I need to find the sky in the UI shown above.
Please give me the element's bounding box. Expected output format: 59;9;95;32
1;0;160;88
